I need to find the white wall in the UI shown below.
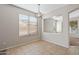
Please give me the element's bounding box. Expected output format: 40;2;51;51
0;4;41;50
42;4;79;48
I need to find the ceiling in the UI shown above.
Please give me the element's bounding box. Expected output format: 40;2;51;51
14;4;67;14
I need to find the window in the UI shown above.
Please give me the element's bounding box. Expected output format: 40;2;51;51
19;14;29;36
56;20;62;32
54;16;63;33
19;14;38;36
29;16;37;34
44;16;63;33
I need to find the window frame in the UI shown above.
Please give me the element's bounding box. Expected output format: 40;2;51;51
29;16;38;35
43;16;63;33
19;14;29;36
19;14;38;36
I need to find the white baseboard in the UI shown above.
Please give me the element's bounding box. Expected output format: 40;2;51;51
0;39;40;51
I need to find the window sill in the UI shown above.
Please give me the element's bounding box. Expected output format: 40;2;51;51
19;33;38;37
19;34;28;37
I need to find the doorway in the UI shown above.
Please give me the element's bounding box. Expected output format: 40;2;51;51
69;9;79;46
